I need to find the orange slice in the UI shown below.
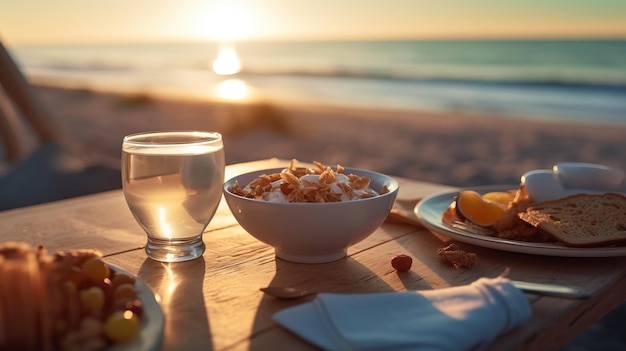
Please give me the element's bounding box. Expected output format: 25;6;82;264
455;190;507;227
482;191;513;209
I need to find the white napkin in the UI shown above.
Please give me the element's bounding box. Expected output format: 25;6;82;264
273;277;531;351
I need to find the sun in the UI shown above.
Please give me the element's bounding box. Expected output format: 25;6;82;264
187;3;256;41
211;6;252;40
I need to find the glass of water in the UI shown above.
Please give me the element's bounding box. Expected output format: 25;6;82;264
122;131;225;262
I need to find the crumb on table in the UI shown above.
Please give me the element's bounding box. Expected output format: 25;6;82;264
437;243;477;268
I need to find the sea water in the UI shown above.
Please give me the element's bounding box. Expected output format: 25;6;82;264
10;39;626;126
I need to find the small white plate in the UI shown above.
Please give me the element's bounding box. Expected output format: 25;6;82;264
109;266;164;351
414;185;626;257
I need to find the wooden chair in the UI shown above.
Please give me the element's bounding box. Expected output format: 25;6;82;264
0;41;121;210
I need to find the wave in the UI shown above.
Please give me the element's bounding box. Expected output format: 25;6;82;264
235;67;626;91
26;60;626;94
14;39;626;90
13;41;626;126
33;61;622;88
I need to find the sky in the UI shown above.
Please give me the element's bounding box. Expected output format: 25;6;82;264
1;0;626;45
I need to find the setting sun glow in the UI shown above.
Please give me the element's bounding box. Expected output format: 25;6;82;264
204;3;255;41
1;1;625;44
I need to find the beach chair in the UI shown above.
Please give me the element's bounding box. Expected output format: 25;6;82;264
0;41;121;210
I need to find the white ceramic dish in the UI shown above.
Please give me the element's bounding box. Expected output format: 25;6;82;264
109;266;164;351
414;185;626;258
223;167;399;264
522;162;625;202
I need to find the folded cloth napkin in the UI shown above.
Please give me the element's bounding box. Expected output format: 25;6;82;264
273;276;531;351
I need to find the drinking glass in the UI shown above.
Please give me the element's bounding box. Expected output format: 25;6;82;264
122;131;225;262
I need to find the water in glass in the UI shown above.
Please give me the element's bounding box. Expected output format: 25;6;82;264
122;131;224;262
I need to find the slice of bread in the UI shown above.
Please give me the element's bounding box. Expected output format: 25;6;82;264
518;193;626;247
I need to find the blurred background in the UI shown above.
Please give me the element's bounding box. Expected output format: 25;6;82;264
1;1;625;190
2;0;626;125
1;0;625;204
1;1;626;349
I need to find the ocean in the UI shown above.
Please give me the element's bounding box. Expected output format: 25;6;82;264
9;39;626;126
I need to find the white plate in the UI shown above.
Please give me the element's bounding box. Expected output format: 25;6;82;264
109;266;164;351
414;185;626;257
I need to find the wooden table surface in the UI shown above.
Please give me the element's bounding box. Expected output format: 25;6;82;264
1;158;625;351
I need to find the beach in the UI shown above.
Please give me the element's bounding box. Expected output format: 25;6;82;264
34;85;625;188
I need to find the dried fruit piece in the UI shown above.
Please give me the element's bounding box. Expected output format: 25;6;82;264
455;190;507;227
391;254;412;272
437;244;477;268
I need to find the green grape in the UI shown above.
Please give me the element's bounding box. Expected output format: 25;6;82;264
114;283;137;300
111;273;136;290
82;257;110;282
104;310;140;343
80;286;105;312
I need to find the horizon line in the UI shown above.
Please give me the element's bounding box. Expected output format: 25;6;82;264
7;34;626;47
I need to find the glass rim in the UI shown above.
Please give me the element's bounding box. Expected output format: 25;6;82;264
123;130;222;146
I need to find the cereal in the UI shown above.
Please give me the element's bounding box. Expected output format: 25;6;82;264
230;159;389;203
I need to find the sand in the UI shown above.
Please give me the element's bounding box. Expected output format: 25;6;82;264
31;85;626;189
4;85;626;350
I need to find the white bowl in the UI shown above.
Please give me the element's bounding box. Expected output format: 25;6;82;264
222;167;399;263
553;162;624;190
521;169;565;203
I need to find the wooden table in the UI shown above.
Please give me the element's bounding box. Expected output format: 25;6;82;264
1;158;625;351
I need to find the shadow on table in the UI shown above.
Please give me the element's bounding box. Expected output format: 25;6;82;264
138;257;212;350
560;302;626;351
249;256;399;350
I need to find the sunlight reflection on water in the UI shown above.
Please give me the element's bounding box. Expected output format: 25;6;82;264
212;48;241;75
211;43;249;101
215;79;248;100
